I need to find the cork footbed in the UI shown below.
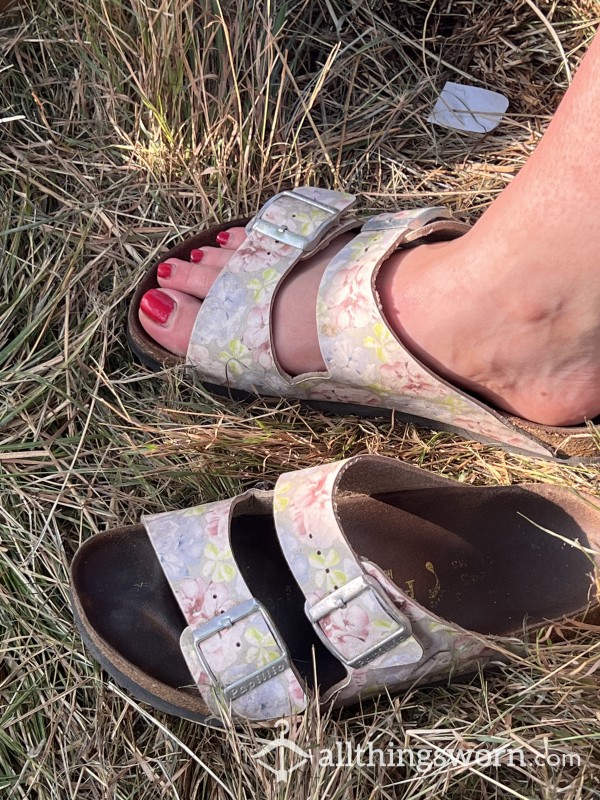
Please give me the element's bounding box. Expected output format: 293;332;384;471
71;480;600;721
126;218;600;462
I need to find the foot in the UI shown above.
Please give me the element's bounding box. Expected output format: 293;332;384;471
138;228;355;376
139;225;600;427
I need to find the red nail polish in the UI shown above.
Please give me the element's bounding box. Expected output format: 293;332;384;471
140;289;176;325
190;248;204;263
216;231;230;246
157;262;173;279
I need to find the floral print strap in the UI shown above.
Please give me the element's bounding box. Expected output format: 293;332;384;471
272;455;521;707
273;459;425;672
315;209;551;456
186;187;356;396
142;496;307;721
185;190;549;456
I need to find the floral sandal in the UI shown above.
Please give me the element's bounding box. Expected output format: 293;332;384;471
127;187;600;463
71;454;600;727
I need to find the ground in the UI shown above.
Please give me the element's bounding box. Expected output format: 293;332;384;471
1;1;600;798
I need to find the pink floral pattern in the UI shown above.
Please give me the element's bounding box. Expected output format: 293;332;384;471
315;214;551;456
272;456;522;705
143;497;307;721
274;460;425;668
185;189;551;457
327;559;520;704
321;604;370;649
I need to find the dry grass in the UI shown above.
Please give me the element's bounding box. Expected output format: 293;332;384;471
2;0;600;797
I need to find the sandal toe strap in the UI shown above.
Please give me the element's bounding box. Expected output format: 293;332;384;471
186;187;357;397
143;497;307;721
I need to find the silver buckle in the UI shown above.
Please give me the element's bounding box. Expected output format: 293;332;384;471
305;575;413;669
246;190;341;252
361;207;451;232
192;598;290;701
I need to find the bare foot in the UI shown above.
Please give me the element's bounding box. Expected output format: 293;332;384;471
139;223;600;427
139;29;600;428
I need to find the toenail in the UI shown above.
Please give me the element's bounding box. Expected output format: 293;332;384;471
190;249;204;263
216;231;230;246
140;289;176;325
157;262;173;279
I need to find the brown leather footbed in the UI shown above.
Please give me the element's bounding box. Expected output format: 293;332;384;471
126;218;599;462
71;481;600;718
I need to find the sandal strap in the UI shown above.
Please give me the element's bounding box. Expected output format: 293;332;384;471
273;458;423;670
272;456;514;703
313;210;551;456
141;457;522;718
142;496;307;720
186;187;356;396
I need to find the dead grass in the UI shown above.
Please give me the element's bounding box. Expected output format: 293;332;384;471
1;0;600;797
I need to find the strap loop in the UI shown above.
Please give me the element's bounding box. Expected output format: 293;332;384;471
361;206;452;231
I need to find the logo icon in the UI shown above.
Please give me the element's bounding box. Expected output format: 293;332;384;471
251;719;312;783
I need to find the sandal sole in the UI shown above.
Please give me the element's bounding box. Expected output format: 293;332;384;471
127;325;591;464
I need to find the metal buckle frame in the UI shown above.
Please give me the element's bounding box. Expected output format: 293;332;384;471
246;190;341;253
192;598;291;701
304;575;413;670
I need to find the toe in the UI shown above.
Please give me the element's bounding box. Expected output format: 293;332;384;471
157;256;224;299
139;288;201;357
215;226;247;250
188;247;234;267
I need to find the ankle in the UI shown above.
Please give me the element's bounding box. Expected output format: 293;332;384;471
376;235;483;383
377;231;600;426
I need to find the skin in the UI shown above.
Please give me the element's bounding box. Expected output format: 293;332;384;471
139;28;600;427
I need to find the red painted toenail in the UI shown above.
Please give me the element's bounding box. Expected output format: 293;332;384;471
190;249;204;262
140;289;176;325
216;231;230;246
157;262;173;279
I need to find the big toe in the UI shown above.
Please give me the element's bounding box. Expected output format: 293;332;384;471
139;288;200;357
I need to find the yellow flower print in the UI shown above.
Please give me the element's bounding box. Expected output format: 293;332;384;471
273;484;290;513
292;207;332;236
350;239;367;256
309;549;347;591
180;504;207;518
201;541;237;582
219;339;251;375
244;627;280;667
364;322;395;361
371;617;398;632
430;395;469;414
247;268;279;303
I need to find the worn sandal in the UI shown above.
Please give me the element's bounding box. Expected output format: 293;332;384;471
71;454;600;726
128;187;600;463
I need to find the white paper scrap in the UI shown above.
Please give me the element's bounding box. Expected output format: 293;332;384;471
428;81;509;134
